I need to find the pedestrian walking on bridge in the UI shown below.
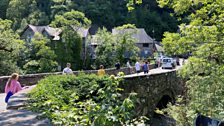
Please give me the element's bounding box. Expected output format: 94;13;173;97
143;61;149;74
135;61;141;74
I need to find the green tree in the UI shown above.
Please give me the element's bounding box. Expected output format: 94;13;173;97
50;0;75;17
74;0;178;41
114;24;139;64
23;33;58;73
6;0;37;29
127;0;142;11
93;24;139;68
6;0;51;30
51;10;91;70
157;0;224;125
93;28;116;68
0;19;24;75
0;0;9;19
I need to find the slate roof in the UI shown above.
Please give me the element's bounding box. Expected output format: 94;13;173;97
22;25;62;40
112;28;154;44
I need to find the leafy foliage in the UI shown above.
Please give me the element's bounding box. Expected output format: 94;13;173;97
51;10;91;70
92;28;116;68
23;33;58;73
114;24;139;64
127;0;142;11
0;0;178;41
157;0;224;125
0;19;24;75
92;24;139;68
28;74;146;125
51;10;91;28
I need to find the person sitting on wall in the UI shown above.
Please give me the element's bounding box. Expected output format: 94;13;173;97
97;65;106;76
62;63;73;75
4;73;28;103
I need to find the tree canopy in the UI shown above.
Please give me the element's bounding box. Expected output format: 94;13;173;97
0;0;178;41
92;24;139;69
51;10;91;70
0;0;179;74
0;19;24;75
157;0;224;125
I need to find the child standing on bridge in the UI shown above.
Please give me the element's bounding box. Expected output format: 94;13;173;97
4;73;24;103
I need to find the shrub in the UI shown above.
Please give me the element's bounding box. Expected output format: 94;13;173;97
28;74;146;125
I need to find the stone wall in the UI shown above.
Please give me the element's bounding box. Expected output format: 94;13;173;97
121;70;185;118
0;65;155;93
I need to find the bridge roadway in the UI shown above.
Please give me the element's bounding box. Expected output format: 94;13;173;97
0;64;182;113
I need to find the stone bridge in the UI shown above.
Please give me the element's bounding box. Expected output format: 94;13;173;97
121;69;184;118
0;66;185;121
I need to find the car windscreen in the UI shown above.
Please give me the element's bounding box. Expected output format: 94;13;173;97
163;59;171;63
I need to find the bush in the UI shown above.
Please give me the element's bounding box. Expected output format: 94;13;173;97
28;74;146;125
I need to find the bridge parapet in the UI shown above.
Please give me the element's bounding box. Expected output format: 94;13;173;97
121;70;185;117
0;65;154;93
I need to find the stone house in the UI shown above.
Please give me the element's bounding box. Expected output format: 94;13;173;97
21;24;92;59
20;24;62;42
112;28;155;58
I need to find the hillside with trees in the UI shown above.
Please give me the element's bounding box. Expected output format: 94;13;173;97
0;0;178;41
0;0;179;75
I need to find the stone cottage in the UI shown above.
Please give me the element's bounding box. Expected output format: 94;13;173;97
20;24;62;42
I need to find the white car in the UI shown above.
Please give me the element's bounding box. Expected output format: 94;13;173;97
161;58;176;69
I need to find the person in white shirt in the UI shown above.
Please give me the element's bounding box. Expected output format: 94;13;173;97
127;60;133;74
127;60;131;68
135;61;141;74
62;63;73;74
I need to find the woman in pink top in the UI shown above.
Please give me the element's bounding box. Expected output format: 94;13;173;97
5;73;22;94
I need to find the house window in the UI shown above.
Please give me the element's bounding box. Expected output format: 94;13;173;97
143;43;149;47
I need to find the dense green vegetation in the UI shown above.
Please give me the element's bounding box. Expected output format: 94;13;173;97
0;19;24;75
28;74;147;125
50;10;91;70
157;0;224;125
0;0;179;75
0;0;178;41
92;24;139;68
22;33;58;73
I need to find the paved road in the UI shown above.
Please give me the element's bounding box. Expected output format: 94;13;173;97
124;64;182;78
0;93;7;112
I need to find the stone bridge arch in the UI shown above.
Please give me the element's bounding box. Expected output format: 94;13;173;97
155;89;175;110
121;70;184;118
